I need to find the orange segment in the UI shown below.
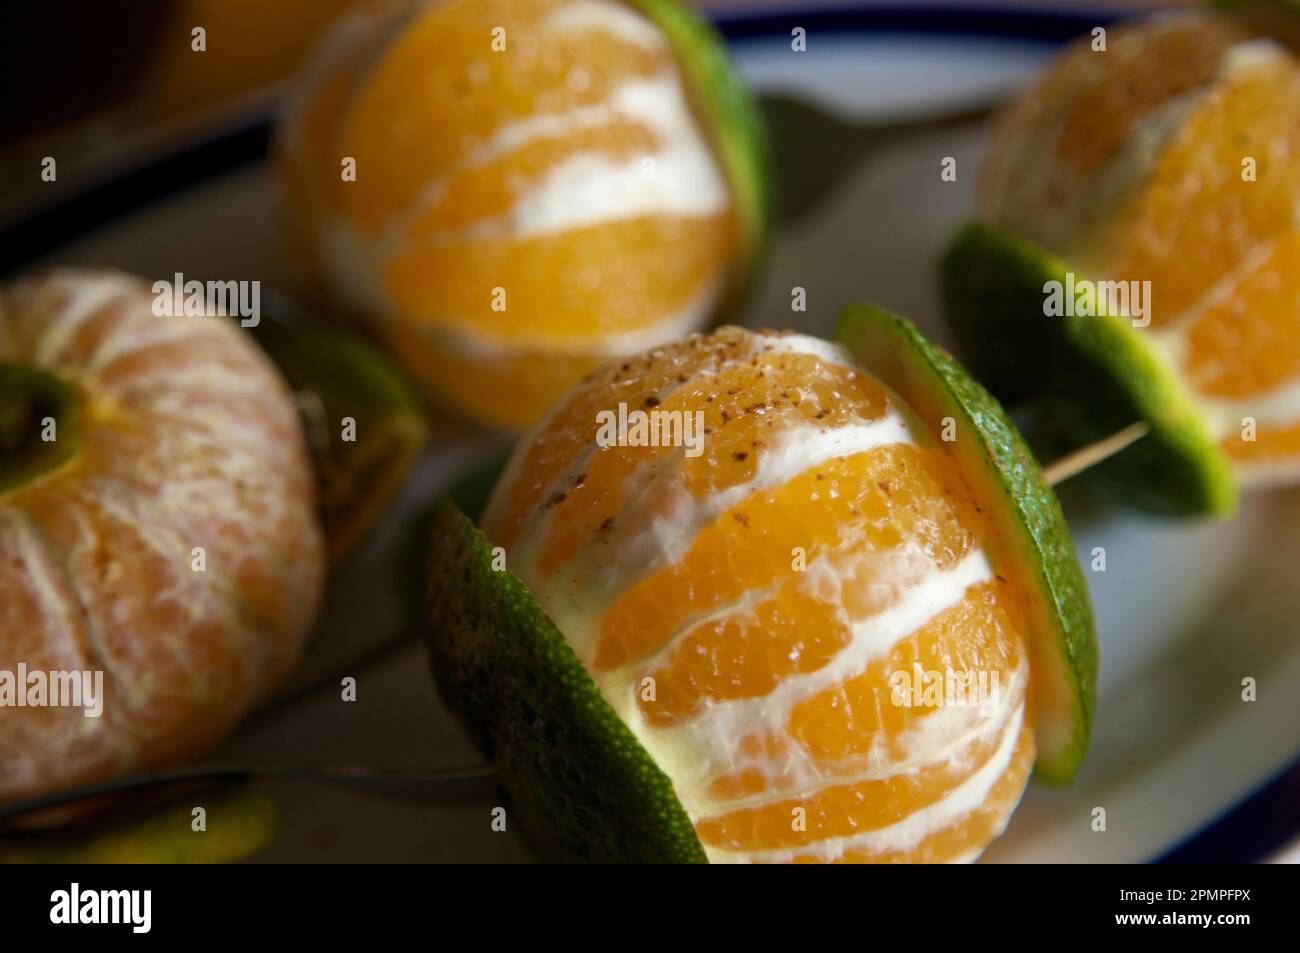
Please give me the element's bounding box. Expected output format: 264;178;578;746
638;549;931;728
599;445;980;673
340;0;667;234
785;581;1023;766
536;347;892;582
383;214;735;341
1180;232;1300;398
696;705;1025;852
799;723;1035;864
404;119;664;237
1222;421;1300;463
484;326;768;552
1095;46;1300;326
983;13;1244;252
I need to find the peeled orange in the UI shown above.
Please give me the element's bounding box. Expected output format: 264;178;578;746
945;9;1300;513
0;271;325;804
276;0;768;431
428;308;1096;863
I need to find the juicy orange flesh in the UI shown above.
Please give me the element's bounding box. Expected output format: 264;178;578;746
1223;421;1300;462
379;320;611;432
280;0;741;427
1181;232;1300;399
1052;20;1237;177
403;119;663;237
601;445;978;675
789;722;1035;864
383;214;735;341
491;328;762;554
697;694;1029;851
540;348;893;584
1099;50;1300;328
982;14;1243;249
487;328;1034;862
341;0;663;234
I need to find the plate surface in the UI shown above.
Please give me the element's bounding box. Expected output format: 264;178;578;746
22;8;1300;863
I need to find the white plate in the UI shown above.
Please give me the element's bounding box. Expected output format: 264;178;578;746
23;8;1300;863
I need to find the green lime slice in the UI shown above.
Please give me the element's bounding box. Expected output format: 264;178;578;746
251;297;429;563
835;303;1098;785
0;783;276;864
940;222;1237;518
426;488;705;863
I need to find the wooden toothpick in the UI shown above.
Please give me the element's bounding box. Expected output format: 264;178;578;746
1042;422;1151;488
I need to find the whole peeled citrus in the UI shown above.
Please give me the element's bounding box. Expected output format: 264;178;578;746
0;271;325;803
965;10;1300;496
432;314;1096;863
276;0;768;431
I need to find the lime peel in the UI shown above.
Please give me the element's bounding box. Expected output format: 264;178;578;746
941;221;1237;518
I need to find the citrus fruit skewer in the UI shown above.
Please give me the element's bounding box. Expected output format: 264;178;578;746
277;0;770;432
943;5;1300;517
427;304;1098;863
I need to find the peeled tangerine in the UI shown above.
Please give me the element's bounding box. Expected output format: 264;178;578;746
276;0;767;432
432;311;1096;863
946;10;1300;515
0;271;324;804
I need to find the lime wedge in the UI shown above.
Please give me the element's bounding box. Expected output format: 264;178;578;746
251;298;428;562
0;784;276;864
941;222;1237;518
426;492;706;863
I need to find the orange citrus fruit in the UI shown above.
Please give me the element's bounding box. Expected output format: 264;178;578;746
0;271;325;804
969;10;1300;494
276;0;768;431
438;317;1095;863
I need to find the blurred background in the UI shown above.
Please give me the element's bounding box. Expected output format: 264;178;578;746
0;1;1193;229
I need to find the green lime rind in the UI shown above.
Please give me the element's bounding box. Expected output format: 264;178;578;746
425;497;706;863
0;364;83;497
629;0;773;301
940;222;1237;518
251;297;429;562
0;783;277;864
836;303;1098;785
